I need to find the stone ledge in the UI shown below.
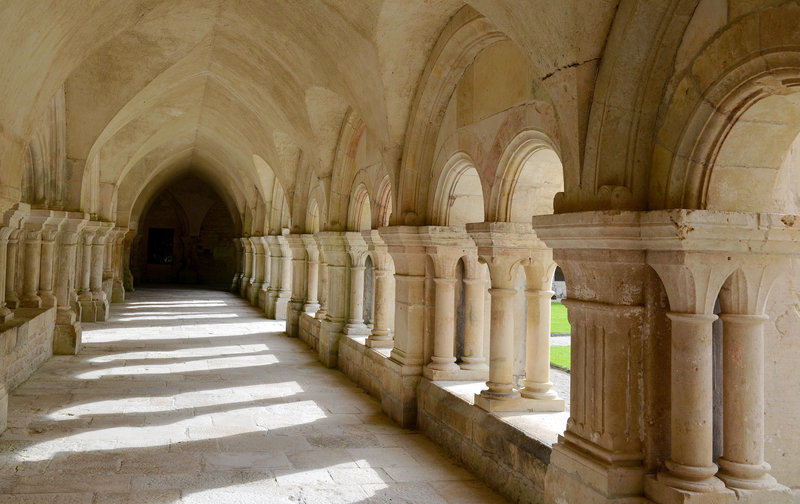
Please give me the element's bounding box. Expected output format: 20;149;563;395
418;379;569;504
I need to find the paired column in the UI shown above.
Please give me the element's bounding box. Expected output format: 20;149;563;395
344;263;368;335
239;237;252;299
5;229;20;310
77;226;95;321
90;224;112;321
20;223;44;308
249;237;264;306
315;234;329;320
266;236;281;318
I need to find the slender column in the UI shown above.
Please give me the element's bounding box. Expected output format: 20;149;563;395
5;230;20;309
267;238;281;317
274;237;292;320
231;238;243;292
657;312;725;493
111;230;126;303
344;264;367;334
428;277;459;372
38;228;58;308
0;231;11;322
20;228;43;308
479;287;518;400
717;313;776;490
240;238;252;298
250;238;264;306
78;232;93;300
316;259;328;320
305;259;319;312
367;268;393;347
520;289;559;400
90;229;110;321
460;277;486;369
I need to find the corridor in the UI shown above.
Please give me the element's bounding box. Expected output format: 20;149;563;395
0;288;506;504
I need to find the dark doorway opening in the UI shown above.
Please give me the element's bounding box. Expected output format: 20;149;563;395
132;175;237;288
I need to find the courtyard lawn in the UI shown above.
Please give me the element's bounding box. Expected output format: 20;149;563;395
550;345;571;371
551;301;570;335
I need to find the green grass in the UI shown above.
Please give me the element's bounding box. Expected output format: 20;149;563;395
550;301;571;335
550;345;571;370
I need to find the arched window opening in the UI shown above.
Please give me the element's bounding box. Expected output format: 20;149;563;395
432;153;484;226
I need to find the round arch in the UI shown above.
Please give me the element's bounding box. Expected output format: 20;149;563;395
652;6;800;211
347;183;372;232
489;130;564;223
430;152;485;226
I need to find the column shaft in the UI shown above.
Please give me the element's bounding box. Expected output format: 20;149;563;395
344;265;367;334
521;289;557;399
367;268;393;347
5;232;19;309
20;231;42;307
428;277;459;371
316;261;328;319
38;233;57;307
481;287;518;399
658;312;724;492
718;313;776;490
460;277;486;369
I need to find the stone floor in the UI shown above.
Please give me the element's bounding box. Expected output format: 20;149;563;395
0;287;507;504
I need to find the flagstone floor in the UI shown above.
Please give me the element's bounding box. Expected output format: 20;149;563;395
0;287;506;504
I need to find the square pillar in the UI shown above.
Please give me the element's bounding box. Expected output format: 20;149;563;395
286;234;308;337
53;213;88;355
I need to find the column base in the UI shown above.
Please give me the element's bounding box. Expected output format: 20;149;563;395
0;384;7;434
112;282;125;303
366;334;393;348
53;321;82;355
19;295;42;308
343;322;370;336
79;298;97;322
0;306;13;323
474;391;563;412
40;292;56;308
717;458;777;491
275;295;291;320
545;441;648;503
93;299;109;321
423;366;488;381
381;357;422;428
318;318;345;367
459;357;488;370
303;302;320;314
646;474;733;504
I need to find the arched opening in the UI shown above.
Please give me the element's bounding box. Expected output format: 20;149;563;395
348;184;373;232
433;153;485;226
132;174;237;288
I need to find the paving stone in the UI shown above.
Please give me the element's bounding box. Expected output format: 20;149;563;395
0;288;506;503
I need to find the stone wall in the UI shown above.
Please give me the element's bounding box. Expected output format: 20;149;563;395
0;307;56;391
338;334;387;401
417;380;549;504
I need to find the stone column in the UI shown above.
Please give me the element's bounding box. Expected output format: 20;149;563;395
20;216;47;308
302;234;320;314
275;234;292;320
460;276;486;369
5;229;20;310
717;313;775;490
266;236;281;318
316;232;349;367
0;205;26;322
428;276;459;373
258;236;270;310
239;237;252;299
519;254;564;409
367;267;393;348
315;237;329;321
656;311;724;493
231;237;243;293
249;237;263;306
53;214;88;354
78;225;96;321
37;217;64;308
344;263;367;333
380;226;427;427
111;229;127;303
287;234;308;337
90;224;112;321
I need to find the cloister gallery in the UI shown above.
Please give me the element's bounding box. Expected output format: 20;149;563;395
0;1;798;502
